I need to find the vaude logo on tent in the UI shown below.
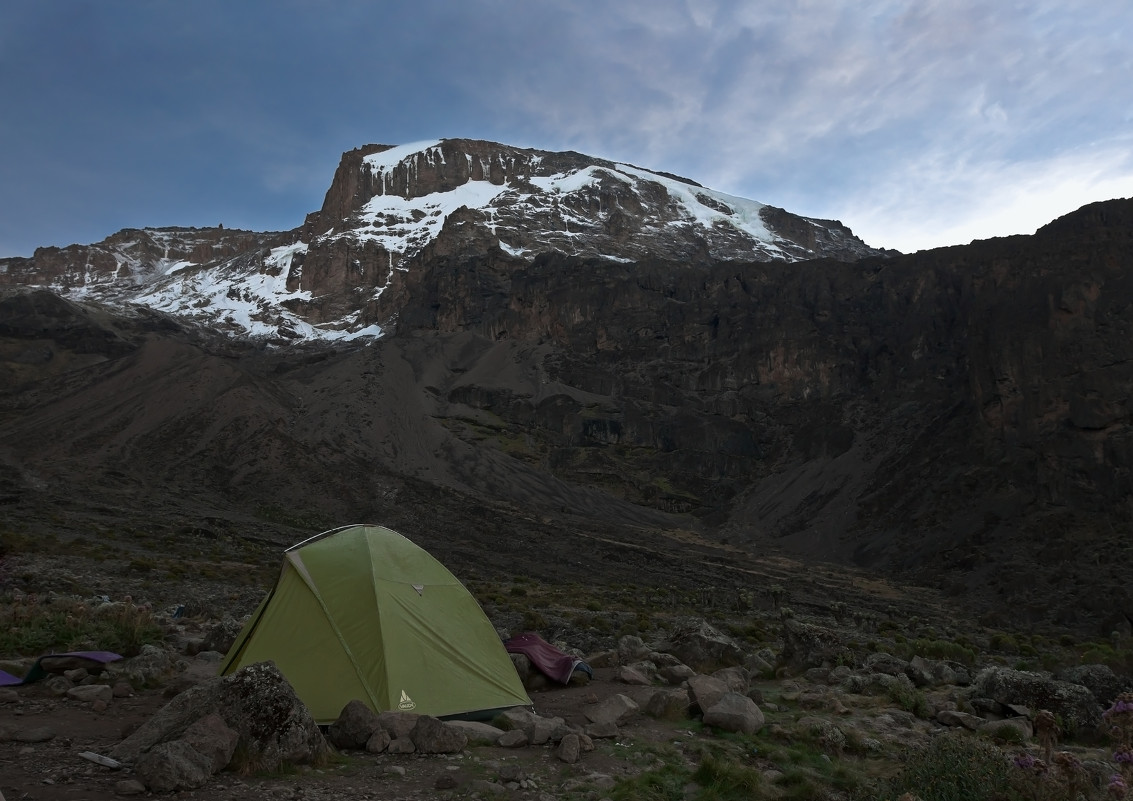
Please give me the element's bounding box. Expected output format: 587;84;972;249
398;690;417;711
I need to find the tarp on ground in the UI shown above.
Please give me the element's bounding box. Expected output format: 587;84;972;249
505;632;592;684
0;651;122;686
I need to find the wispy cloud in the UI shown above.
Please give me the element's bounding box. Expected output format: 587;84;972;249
1;0;1131;255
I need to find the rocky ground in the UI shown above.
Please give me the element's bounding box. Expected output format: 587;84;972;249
2;576;1132;801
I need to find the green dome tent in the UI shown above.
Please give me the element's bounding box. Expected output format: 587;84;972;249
219;524;531;724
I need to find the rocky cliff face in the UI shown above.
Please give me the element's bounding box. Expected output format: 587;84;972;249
1;140;1130;636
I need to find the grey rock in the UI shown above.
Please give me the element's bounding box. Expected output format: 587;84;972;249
498;729;529;747
135;740;213;792
496;707;537;731
114;779;147;796
617;666;653;685
200;618;243;655
67;684;113;703
0;689;18;703
467;779;507;794
64;668;89;683
702;692;765;735
617;635;651;663
865;652;908;677
377;710;421;740
182;713;238;772
387;737;416;754
365;729;391;753
687;674;729;714
584;720;619;738
410;715;468;754
797;715;846;753
658;664;696;685
712;666;750;693
557;733;581;763
936;709;985;730
45;675;72;696
110;661;327;773
445;720;504;746
15;726;56;743
328;699;382;750
527;715;562;745
124;644;185;687
778;618;851;672
906;656;937;687
645;688;691;720
1057;664;1130;708
583;693;639;726
968;666;1102;733
662;620;743;673
744;653;775;677
112;682;134;698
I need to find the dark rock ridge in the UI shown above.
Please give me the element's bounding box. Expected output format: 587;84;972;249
0;198;1131;637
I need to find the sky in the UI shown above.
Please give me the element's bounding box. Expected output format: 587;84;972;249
2;0;1132;257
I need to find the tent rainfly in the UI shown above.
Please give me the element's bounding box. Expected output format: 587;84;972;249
219;524;531;724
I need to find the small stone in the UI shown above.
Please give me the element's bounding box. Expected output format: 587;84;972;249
45;675;71;696
435;774;459;790
616;666;652;685
365;729;391;753
67;684;113;703
387;737;416;754
64;668;90;683
557;733;581;764
0;689;20;703
15;726;56;743
385;765;407;777
584;720;619;739
92;700;109;713
115;779;147;796
112;682;134;698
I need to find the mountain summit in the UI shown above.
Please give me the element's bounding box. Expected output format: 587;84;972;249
0;139;888;342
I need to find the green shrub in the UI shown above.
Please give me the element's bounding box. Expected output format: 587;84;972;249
882;732;1013;801
887;683;931;719
0;599;163;657
691;754;765;800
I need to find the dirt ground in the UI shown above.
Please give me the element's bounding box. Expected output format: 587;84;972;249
0;659;689;801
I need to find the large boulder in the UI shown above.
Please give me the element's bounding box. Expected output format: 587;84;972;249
778;619;851;673
702;692;765;735
687;674;730;714
583;694;639;726
328;700;381;750
1056;664;1131;708
661;620;743;673
111;661;327;773
968;667;1102;733
410;716;468;754
645;687;692;720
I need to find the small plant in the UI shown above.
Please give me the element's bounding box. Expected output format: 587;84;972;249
887;682;931;719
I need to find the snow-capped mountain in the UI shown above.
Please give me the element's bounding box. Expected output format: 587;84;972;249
0;139;891;342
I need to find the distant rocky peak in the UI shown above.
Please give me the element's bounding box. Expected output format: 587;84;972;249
303;138;886;271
